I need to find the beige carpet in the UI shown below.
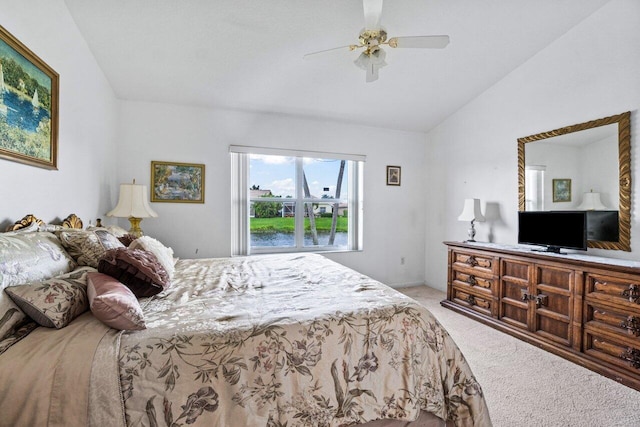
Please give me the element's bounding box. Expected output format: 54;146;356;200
398;286;640;427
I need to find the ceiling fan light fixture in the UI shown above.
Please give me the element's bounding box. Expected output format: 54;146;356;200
354;48;386;82
303;0;450;82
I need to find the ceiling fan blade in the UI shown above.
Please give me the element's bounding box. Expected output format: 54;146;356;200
363;0;383;30
388;35;450;49
303;45;356;60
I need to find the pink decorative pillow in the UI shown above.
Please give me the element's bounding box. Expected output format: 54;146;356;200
97;248;170;297
87;272;146;330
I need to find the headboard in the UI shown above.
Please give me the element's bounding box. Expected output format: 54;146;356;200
5;214;84;232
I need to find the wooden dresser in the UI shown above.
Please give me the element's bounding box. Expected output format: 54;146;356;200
442;241;640;391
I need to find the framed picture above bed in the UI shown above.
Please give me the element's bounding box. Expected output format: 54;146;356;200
150;160;205;203
0;25;59;170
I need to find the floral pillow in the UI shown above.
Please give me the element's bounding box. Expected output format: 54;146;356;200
0;231;76;342
4;267;95;329
57;229;124;268
87;272;146;330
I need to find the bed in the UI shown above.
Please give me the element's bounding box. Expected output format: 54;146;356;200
0;215;491;427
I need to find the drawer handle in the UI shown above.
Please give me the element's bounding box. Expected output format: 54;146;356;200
620;316;640;337
465;256;478;267
622;284;640;304
467;275;477;286
620;347;640;369
520;290;548;307
465;295;476;306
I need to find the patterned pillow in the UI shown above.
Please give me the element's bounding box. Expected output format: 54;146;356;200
87;225;129;238
57;229;124;268
129;236;176;278
87;272;146;330
4;267;94;329
98;248;170;297
0;231;76;341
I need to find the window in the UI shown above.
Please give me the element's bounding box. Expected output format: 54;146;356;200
525;165;545;211
230;146;364;255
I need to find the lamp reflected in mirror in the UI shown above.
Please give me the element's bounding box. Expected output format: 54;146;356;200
576;190;607;210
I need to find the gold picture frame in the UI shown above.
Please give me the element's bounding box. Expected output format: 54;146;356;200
386;165;401;186
151;161;205;203
0;25;59;169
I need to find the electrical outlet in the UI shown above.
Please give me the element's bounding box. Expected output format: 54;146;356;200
400;257;405;265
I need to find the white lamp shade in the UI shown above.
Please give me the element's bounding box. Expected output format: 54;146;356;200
576;192;607;210
458;198;485;222
107;184;158;218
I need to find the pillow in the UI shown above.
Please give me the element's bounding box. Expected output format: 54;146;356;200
88;225;129;238
129;236;176;278
87;272;146;330
117;233;138;247
57;229;125;268
4;267;94;329
98;248;170;297
0;231;76;341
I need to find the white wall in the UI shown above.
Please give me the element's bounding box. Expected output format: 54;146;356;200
424;0;640;290
117;101;426;287
0;0;119;228
580;136;619;209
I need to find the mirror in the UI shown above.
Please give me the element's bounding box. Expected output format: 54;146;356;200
518;112;631;251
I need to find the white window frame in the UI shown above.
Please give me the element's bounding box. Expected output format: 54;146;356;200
525;165;546;211
230;145;364;256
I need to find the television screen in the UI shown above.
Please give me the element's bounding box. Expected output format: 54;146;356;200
586;210;619;242
518;211;587;253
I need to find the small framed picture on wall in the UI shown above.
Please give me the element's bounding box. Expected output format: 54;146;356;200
552;178;571;202
386;166;401;186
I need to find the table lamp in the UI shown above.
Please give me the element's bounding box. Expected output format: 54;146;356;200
107;180;157;237
458;198;485;242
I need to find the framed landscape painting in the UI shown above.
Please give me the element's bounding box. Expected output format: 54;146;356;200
151;161;205;203
0;25;59;169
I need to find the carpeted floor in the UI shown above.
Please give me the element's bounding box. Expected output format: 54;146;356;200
398;285;640;427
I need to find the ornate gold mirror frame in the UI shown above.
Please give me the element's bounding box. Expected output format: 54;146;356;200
518;111;631;251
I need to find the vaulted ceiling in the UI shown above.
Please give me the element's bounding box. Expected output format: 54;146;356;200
63;0;610;133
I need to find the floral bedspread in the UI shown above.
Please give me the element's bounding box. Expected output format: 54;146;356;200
117;254;491;426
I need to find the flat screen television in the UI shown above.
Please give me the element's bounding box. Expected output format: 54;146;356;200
518;211;587;253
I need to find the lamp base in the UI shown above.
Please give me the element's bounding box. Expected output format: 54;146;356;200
465;220;477;242
127;217;144;238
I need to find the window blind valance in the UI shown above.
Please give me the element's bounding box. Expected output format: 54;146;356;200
229;145;366;162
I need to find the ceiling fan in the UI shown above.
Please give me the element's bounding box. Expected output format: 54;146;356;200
304;0;450;82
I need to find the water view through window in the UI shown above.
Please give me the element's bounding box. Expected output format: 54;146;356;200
249;154;350;251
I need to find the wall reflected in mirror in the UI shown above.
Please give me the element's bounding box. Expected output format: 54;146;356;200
524;123;618;212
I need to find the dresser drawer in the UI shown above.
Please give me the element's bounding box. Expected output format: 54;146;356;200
583;328;640;375
585;273;640;310
584;302;640;338
451;269;495;296
451;250;498;277
451;286;494;317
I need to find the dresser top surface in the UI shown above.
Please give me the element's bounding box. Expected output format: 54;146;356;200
445;241;640;271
